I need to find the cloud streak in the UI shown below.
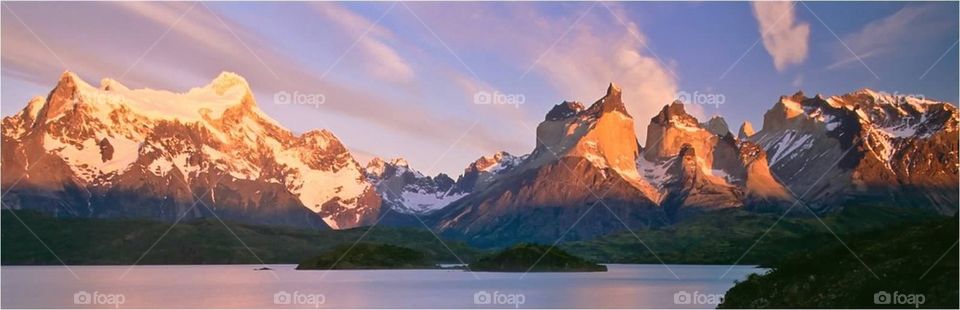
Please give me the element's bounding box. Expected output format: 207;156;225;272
826;4;950;71
312;3;415;84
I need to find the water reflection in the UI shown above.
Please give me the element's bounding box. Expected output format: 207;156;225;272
2;264;763;308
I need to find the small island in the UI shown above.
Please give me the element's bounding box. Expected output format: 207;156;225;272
469;243;607;272
296;243;436;270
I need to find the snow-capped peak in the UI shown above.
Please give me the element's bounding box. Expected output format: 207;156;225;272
205;71;251;96
3;71;382;230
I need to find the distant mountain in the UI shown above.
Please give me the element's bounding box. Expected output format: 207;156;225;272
364;157;460;214
1;72;381;229
3;72;955;243
747;90;958;213
363;151;525;216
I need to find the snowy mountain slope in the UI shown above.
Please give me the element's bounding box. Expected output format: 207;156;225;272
748;90;958;213
451;151;524;194
1;71;381;229
364;157;461;214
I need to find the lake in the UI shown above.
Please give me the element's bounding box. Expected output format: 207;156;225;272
1;264;764;308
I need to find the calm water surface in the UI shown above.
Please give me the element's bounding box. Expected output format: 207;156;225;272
2;264;764;308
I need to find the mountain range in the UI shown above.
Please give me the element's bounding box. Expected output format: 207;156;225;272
2;72;956;246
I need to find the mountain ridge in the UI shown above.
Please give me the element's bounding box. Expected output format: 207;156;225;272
2;72;956;245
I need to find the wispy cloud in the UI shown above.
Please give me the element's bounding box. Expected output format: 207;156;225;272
826;4;950;71
751;1;810;71
402;3;679;142
312;3;415;84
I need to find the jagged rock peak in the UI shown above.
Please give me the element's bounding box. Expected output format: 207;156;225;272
51;71;92;95
38;71;94;122
389;157;410;167
586;82;630;116
652;100;698;125
545;101;585;121
791;90;806;101
738;121;755;139
606;82;622;98
365;157;387;176
367;157;385;167
469;151;515;171
57;70;86;86
702;116;730;136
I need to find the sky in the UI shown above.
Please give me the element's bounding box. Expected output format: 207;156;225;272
2;1;958;176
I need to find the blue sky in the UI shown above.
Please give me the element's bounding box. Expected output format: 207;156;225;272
2;2;957;176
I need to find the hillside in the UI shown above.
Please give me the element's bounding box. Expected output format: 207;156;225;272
297;243;435;270
470;243;606;272
562;206;943;265
719;216;958;308
0;210;480;265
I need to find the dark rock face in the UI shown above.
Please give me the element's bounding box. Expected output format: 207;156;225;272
660;144;743;220
545;101;585;121
97;138;114;162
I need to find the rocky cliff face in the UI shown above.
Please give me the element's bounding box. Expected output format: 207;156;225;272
639;103;793;218
1;72;381;229
430;84;667;246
